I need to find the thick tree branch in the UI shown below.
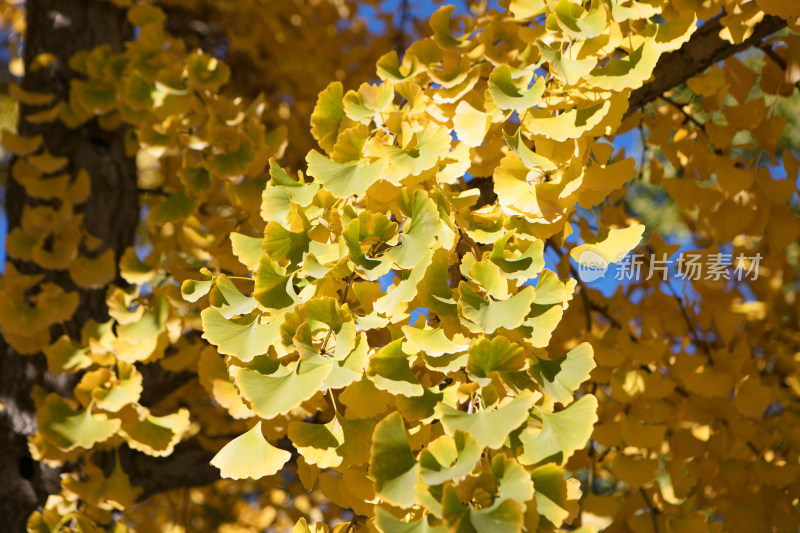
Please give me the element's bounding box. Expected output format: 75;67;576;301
626;14;787;117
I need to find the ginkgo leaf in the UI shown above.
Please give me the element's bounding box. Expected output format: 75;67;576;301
458;283;536;334
209;275;256;318
91;362;143;412
502;129;557;172
467;336;527;386
67;250;112;291
370;412;419;507
38;394;121;451
430;5;471;49
197;346;254;419
367;339;424;397
555;0;607;39
120;407;191;457
587;41;659;90
382;123;451;176
211;422;291;479
233;356;332;419
376;51;421;82
254;255;299;311
148;191;196;225
288;418;345;469
324;332;369;390
306;150;388;198
1;130;42;156
387;189;440;270
419;431;481;485
375;508;446;533
311;82;346;153
437;392;536;449
442;484;523;533
343;81;394;121
488;66;545;111
522;100;612;142
181;276;212;303
200;308;281;362
401;326;469;357
43;335;92;374
538;41;596;86
519;395;598;465
229;232;263;271
509;0;546;19
570;224;645;265
453;101;491;147
530;343;596;405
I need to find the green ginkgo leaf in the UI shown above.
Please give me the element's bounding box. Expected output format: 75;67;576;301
343;81;394;121
209;275;256;319
311;81;345;153
530;464;571;528
234;356;332;419
419;431;481;485
342;213;396;281
39;394;121;451
461;255;509;299
119;407;190;457
555;0;607;39
200;308;281;362
587;41;659;90
376;51;421;82
211;422;291;479
430;5;471;49
374;248;434;316
458;283;536;334
532;269;575;306
375;508;446;533
401;326;469;357
91;362;143;412
367;339;424;397
253;255;299;312
530;342;596;405
306;150;388;198
488;66;545;111
437;391;535;449
370;412;419;507
229;233;262;271
288;418;344;469
148;191;196;225
522;99;613;142
537;40;596;86
467;336;527;387
489;232;546;281
519;394;598;465
442;484;523;533
323;332;369;390
382;123;451;176
387;189;440;269
502;130;557;172
268;157;319;206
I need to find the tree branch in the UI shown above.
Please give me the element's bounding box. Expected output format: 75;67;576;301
626;14;787;117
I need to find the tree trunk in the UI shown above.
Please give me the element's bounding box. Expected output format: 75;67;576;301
0;1;137;530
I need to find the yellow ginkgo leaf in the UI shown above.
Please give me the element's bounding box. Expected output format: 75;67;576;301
211;421;292;480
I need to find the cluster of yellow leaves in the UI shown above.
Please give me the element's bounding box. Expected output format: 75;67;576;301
4;0;800;532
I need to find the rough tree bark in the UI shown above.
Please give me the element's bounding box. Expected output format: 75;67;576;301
0;1;137;530
0;3;791;531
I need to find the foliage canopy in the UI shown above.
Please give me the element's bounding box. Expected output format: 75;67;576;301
2;0;800;532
